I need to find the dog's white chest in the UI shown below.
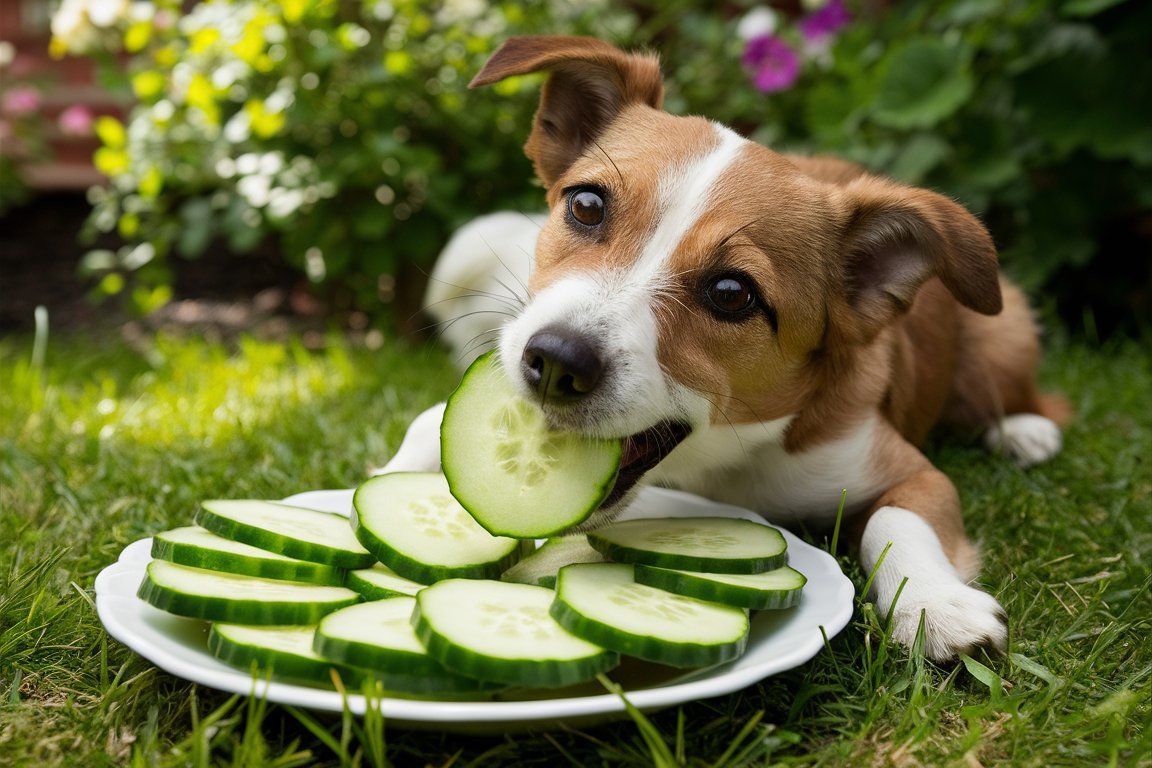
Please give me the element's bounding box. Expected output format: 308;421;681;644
647;415;887;527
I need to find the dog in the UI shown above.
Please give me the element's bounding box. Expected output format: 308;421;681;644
381;36;1070;662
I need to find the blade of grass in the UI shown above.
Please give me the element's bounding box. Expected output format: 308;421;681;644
598;674;680;768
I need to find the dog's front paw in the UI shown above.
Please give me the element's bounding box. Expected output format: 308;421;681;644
886;580;1007;663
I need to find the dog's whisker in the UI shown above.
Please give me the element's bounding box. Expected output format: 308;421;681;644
420;308;518;345
458;332;501;365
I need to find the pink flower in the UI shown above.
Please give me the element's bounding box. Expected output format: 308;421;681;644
799;0;852;45
59;104;95;136
3;86;41;115
742;35;801;93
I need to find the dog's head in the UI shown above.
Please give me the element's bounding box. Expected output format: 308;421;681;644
471;36;1002;512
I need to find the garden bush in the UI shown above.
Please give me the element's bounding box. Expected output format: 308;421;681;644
52;0;1150;329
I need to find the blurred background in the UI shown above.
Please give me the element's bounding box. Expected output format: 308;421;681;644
2;0;1149;340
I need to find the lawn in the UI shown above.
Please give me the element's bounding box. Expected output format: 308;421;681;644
1;323;1148;767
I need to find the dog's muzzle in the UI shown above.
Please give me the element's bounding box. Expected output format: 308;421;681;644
515;327;691;515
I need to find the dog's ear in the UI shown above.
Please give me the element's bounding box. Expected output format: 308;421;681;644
470;36;663;188
831;178;1002;343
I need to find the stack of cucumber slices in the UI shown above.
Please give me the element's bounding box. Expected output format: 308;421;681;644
134;353;807;697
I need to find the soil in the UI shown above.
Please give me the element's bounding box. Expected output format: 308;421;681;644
0;191;426;342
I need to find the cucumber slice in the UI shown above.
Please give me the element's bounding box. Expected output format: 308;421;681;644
587;517;787;574
440;351;623;538
151;526;345;585
352;472;521;583
345;563;424;600
413;578;620;688
501;535;607;589
550;563;749;668
208;624;361;688
314;598;500;697
196;499;374;569
633;564;807;610
138;560;360;624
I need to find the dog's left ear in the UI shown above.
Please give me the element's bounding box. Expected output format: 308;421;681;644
470;36;663;189
833;178;1002;342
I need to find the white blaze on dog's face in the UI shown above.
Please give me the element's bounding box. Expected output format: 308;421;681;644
499;106;835;438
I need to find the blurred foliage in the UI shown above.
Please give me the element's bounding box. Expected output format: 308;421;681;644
55;0;1151;326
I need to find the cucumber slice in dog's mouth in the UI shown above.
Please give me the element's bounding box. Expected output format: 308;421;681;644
603;421;692;509
442;351;691;534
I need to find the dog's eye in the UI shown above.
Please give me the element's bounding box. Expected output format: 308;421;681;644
568;189;605;227
705;276;756;316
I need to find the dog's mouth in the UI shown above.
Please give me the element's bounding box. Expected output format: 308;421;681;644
599;421;692;509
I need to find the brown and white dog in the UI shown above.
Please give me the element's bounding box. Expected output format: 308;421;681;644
382;36;1070;662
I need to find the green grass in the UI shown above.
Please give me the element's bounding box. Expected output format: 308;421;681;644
1;326;1148;767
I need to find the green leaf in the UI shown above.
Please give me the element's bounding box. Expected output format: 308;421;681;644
1009;652;1065;688
872;39;975;129
178;198;215;258
885;133;951;184
960;653;1003;703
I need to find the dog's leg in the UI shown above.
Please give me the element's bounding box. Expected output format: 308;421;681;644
371;403;446;475
947;280;1071;468
856;456;1007;662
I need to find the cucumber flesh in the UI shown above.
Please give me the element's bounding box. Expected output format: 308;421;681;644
138;560;361;625
352;472;521;583
440;351;622;538
413;578;619;688
633;564;806;610
501;535;607;589
151;526;345;585
197;499;374;569
587;517;788;574
550;563;749;668
208;623;361;688
314;598;501;697
344;563;424;600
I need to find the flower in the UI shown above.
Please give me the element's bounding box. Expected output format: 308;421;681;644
736;7;780;41
799;0;852;45
2;86;41;115
742;35;801;93
51;0;131;56
59;104;96;136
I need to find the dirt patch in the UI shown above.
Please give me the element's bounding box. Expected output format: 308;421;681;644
0;192;335;337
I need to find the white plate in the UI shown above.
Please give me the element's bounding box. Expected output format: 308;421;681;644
95;486;854;732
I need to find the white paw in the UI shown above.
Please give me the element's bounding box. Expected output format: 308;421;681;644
984;413;1062;468
886;579;1007;663
370;403;446;475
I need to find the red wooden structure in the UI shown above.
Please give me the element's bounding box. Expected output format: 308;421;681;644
2;0;124;189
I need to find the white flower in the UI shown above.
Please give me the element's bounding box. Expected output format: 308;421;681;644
737;6;779;41
51;0;131;55
87;0;131;28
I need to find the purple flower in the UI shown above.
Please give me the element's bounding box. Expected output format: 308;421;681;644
742;35;801;93
800;0;852;45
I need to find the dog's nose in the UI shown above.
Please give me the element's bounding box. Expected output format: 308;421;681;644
521;329;603;403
